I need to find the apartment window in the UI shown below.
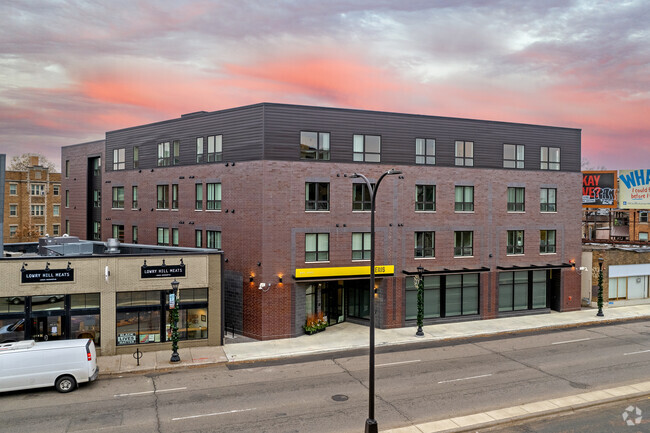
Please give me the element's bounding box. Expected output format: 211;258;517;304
30;205;45;216
206;183;221;211
507;230;524;255
132;186;138;209
640;212;648;223
65;160;70;178
353;134;381;162
415;138;435;165
158;142;171;167
171;184;179;210
157;227;170;245
172;228;179;246
112;224;125;242
66;190;70;207
353;183;374;211
540;188;557;212
9;225;17;238
9;205;17;217
540;146;560;170
306;233;329;262
113;148;125;170
173;140;180;165
131;147;138;169
132;226;138;243
454;231;473;257
111;187;124;209
503;144;524;169
352;232;371;260
53;205;60;217
93;190;101;208
92;222;100;240
157;185;169;209
206;230;221;249
455;186;474;212
53;185;60;196
196;137;204;163
195;230;202;248
9;183;17;195
31;184;45;196
195;184;203;210
540;230;556;253
640;232;649;241
415;231;435;258
206;135;223;162
66;220;71;236
415;185;435;211
92;157;101;176
37;225;45;236
507;187;525;212
300;131;330;160
305;182;329;211
52;224;60;236
455;141;474;166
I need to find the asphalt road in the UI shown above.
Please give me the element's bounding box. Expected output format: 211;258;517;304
1;320;650;433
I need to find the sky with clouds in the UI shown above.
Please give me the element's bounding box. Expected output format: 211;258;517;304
1;0;648;170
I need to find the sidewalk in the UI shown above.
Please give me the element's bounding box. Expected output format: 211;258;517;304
98;303;650;374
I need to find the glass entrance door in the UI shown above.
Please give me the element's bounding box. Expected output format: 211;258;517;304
31;316;64;341
320;283;345;326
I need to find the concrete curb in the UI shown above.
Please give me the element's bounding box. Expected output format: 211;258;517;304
382;382;650;433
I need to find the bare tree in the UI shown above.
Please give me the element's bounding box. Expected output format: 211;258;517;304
581;157;606;171
9;153;57;172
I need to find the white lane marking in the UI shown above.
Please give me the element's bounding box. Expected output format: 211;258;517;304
114;387;187;397
172;408;255;421
552;338;591;345
438;374;492;384
624;349;650;356
377;360;421;368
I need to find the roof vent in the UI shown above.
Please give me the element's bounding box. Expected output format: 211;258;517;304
105;238;120;254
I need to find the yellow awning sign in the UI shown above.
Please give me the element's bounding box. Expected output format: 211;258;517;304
294;265;394;279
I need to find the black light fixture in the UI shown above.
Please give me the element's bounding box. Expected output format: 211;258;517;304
45;262;50;271
350;168;402;433
278;276;283;283
169;279;181;362
249;276;254;282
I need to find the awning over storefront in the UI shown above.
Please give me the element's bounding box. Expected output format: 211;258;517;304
294;265;394;281
402;266;490;276
496;263;572;271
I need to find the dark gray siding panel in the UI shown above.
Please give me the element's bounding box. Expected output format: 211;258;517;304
262;104;581;172
105;105;265;172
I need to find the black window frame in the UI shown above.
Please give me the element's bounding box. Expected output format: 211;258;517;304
305;182;330;211
351;232;371;260
353;183;374;211
454;231;473;257
455;186;474;212
112;186;124;209
507;187;525;212
507;230;524;255
455;140;474;166
415;138;435;165
540;146;560;170
503;144;524;169
415;231;435;258
353;134;381;163
540;230;556;253
415;184;436;211
540;188;557;212
300;131;331;160
305;233;329;262
157;185;169;209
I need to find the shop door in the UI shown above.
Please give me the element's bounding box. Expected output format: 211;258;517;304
549;269;562;311
30;316;65;341
321;284;344;326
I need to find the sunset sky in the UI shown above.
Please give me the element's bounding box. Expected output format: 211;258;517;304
1;0;648;170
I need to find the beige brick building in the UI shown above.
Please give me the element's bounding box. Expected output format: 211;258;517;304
3;155;61;243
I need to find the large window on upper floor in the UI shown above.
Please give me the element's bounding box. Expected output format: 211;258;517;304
301;131;330;160
206;183;221;211
540;230;556;253
454;231;473;257
540;147;560;170
352;232;370;260
207;230;221;249
133;147;139;169
503;144;524;169
455;186;474;212
507;230;524;255
305;182;329;211
172;184;179;210
157;185;169;209
415;185;436;211
207;135;222;162
415;138;435;165
132;186;138;209
507;187;525;212
353;183;373;211
540;188;556;212
415;231;435;258
113;148;125;170
93;222;100;241
30;184;45;196
112;187;124;209
196;137;204;163
305;233;329;262
353;135;381;162
195;184;203;210
455;141;473;166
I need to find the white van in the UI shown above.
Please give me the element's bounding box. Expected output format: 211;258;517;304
0;339;99;393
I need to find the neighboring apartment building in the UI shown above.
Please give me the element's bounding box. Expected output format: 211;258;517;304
62;103;582;341
3;155;61;243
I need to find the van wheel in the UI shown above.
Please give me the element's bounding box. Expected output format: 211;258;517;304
55;375;76;393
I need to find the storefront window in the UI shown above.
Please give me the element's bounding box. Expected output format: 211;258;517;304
0;296;25;313
445;274;479;316
406;276;441;320
116;291;163;345
31;295;65;311
167;308;208;340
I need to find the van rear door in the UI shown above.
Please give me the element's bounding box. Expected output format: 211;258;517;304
85;339;98;381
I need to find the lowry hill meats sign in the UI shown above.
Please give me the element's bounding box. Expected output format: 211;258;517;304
141;262;186;279
582;171;617;208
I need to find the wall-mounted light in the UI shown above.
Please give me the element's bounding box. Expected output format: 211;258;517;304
66;261;71;271
250;276;254;282
278;275;283;283
45;262;50;271
21;263;27;272
257;262;261;266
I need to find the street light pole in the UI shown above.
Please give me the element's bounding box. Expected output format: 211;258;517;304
597;257;604;317
170;279;181;362
351;169;401;433
416;265;424;336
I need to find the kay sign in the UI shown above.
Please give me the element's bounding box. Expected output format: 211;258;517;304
582;171;618;208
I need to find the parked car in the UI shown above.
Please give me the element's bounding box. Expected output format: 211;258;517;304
0;319;25;343
0;339;99;393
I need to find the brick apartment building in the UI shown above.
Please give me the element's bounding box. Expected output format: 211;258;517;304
62;103;583;340
3;155;61;243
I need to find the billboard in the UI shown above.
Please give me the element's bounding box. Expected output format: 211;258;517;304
619;169;650;209
582;171;618;208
